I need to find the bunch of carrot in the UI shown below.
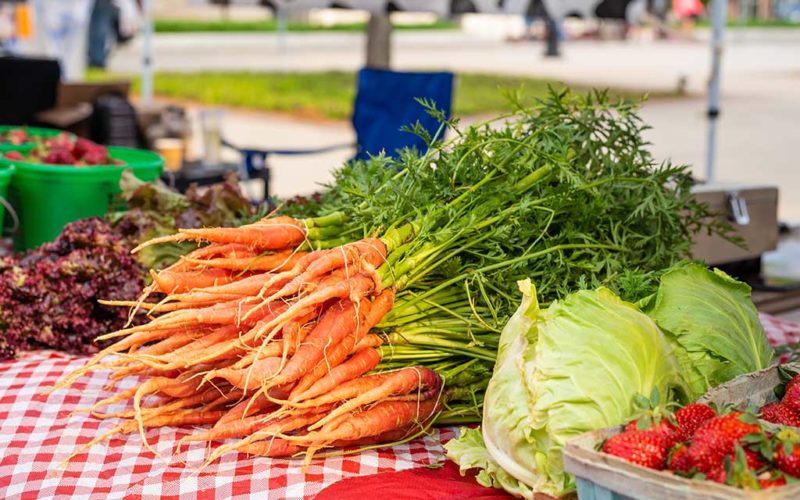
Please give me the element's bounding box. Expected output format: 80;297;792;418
53;214;455;464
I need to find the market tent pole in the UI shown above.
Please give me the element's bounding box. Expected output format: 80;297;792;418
365;11;392;69
705;0;728;182
141;0;154;106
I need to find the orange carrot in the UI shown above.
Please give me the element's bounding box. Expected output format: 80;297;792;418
291;348;382;402
204;357;282;391
249;273;377;343
184;250;306;272
151;268;239;294
256;239;386;309
262;297;369;390
182;407;329;445
309;367;442;430
352;334;384;351
238;438;301;458
132;216;306;253
300;399;441;445
288;297;374;399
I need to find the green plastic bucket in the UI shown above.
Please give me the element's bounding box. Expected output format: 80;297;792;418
2;146;163;250
0;165;15;233
0;126;75;152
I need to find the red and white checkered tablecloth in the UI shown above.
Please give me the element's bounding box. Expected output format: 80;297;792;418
1;314;798;500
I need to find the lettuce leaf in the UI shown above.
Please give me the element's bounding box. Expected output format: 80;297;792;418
643;262;774;399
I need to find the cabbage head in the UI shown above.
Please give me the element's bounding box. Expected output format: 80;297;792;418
446;280;685;497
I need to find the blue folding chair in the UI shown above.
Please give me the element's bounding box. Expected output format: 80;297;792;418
223;68;454;200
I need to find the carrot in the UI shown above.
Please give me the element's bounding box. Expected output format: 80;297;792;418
184;250;306;273
250;273;377;345
138;324;241;367
297;399;441;445
280;371;393;409
181;407;329;445
308;367;442;430
261;297;369;391
203;357;282;391
175;272;283;301
288;298;374;399
352;334;384;351
182;242;253;261
132;216;305;252
151;268;239;294
237;438;301;458
253;239;386;311
291;348;382;402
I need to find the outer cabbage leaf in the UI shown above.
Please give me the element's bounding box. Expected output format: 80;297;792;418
445;428;533;499
643;262;774;399
525;287;684;493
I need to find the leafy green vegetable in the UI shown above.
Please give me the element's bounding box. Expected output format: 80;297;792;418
447;280;685;497
109;171;260;269
446;428;534;499
642;262;774;399
446;264;775;497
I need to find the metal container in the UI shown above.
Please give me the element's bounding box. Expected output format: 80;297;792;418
692;184;779;265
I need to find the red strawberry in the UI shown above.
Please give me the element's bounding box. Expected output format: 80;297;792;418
45;132;73;150
4;151;24;161
759;473;787;489
6;129;27;145
786;374;800;394
759;402;800;427
687;412;761;473
667;443;694;474
72;137;97;159
775;442;800;478
81;148;110;165
707;463;728;484
783;383;800;414
674;403;716;440
43;148;76;165
624;417;680;447
602;430;669;470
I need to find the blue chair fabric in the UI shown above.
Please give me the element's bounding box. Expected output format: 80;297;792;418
351;68;454;160
224;68;455;200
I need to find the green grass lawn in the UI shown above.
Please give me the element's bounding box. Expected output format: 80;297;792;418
154;19;458;33
88;70;678;120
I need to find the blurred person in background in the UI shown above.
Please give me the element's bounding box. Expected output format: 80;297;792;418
88;0;140;69
673;0;704;37
31;0;94;80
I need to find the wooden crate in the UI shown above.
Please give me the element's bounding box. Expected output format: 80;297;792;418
563;428;800;499
563;364;800;499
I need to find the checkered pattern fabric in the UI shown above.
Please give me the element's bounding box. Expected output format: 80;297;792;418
0;314;797;499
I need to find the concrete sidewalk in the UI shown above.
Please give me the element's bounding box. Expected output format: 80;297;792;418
112;29;800;220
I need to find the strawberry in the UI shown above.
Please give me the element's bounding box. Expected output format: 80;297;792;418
673;403;716;440
687;412;762;473
602;430;668;470
759;473;787;489
707;463;728;484
45;132;74;150
759;402;800;427
786;374;800;394
81;148;111;166
783;383;800;414
72;137;96;159
624;417;680;447
774;441;800;478
667;443;694;474
4;151;24;161
43;147;76;165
